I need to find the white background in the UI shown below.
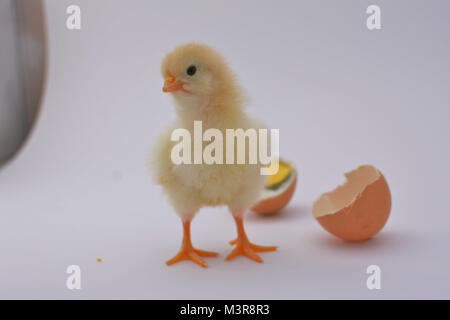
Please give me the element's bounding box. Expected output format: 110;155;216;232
0;0;449;299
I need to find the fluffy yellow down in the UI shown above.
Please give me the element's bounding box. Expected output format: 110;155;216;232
149;43;266;217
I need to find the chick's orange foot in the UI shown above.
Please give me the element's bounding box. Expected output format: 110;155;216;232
229;239;278;252
166;247;219;268
226;239;277;263
166;219;219;268
226;216;277;263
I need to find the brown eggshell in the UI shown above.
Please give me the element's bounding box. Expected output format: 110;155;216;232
313;165;391;241
252;175;297;215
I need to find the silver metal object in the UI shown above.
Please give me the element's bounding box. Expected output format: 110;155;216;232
0;0;46;167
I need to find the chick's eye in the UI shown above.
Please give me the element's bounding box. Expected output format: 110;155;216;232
186;65;197;76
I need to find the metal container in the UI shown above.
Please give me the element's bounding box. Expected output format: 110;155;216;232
0;0;46;166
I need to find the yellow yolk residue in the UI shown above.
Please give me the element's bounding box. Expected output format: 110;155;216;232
266;160;292;190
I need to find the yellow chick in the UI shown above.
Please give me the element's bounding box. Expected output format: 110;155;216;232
150;43;276;267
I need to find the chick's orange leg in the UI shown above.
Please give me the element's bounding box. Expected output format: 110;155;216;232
166;219;219;268
226;215;277;263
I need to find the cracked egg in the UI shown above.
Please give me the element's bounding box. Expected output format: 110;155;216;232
312;165;391;241
252;160;297;215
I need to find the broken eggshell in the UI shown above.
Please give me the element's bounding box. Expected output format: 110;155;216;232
312;165;391;241
251;159;297;215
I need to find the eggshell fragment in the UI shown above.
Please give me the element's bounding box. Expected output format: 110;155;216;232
312;165;391;241
252;160;297;215
252;175;297;215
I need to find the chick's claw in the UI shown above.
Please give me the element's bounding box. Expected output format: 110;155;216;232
226;241;263;263
226;238;277;263
229;239;278;252
194;248;220;257
166;247;219;268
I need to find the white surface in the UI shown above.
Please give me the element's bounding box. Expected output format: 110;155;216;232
0;0;449;299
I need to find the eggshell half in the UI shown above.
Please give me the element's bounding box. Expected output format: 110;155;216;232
312;165;391;241
252;172;297;215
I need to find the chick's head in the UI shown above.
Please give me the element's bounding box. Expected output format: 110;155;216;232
161;43;242;114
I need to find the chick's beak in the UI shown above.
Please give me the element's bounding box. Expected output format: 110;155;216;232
163;74;185;93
